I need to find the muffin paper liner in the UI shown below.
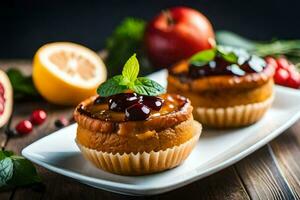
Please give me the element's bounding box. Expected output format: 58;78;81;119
76;127;201;176
194;96;274;128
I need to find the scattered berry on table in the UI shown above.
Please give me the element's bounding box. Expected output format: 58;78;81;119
16;120;33;135
55;117;69;128
30;109;47;125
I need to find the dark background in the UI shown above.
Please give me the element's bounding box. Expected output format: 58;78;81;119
1;0;299;59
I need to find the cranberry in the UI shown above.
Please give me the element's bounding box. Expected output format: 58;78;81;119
125;103;150;121
142;96;164;111
94;96;107;104
108;93;141;112
274;68;289;85
30;109;47;125
16;120;33;135
54;117;69;128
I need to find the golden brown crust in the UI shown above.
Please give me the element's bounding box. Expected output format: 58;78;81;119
74;94;193;135
76;118;200;154
168;60;275;92
168;79;274;108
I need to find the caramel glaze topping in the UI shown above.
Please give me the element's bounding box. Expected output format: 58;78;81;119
74;94;193;135
168;60;275;92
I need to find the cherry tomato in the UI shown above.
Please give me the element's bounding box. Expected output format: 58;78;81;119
274;68;289;85
287;77;300;88
287;70;300;89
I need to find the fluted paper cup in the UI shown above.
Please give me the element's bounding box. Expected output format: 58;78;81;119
194;96;274;128
76;124;201;176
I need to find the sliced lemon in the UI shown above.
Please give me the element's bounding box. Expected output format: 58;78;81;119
33;42;107;105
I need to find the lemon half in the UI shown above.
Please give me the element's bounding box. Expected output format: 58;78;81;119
33;42;107;105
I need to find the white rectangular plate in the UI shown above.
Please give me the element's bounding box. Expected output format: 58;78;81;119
22;70;300;196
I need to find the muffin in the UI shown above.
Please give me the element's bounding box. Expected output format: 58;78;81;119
167;46;275;128
74;54;201;175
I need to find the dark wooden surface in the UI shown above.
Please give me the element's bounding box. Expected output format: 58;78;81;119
1;60;300;200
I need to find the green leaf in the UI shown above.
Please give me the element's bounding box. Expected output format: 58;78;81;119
0;151;13;160
0;151;41;190
8;156;41;186
122;53;139;82
0;158;13;187
132;77;165;96
189;49;216;66
105;18;152;76
217;46;239;63
97;75;128;97
6;68;39;101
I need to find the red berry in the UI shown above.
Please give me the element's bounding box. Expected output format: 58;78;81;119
125;103;150;121
276;57;290;70
274;68;289;85
265;57;278;70
142;96;164;111
287;72;300;89
54;117;69;128
30;109;47;125
16;120;33;135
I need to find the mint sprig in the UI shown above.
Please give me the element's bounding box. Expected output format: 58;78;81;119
0;151;41;190
189;46;244;66
189;49;216;66
97;54;165;97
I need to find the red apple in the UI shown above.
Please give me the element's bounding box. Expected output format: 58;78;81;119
144;6;215;68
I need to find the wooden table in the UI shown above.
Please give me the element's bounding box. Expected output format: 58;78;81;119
1;60;300;200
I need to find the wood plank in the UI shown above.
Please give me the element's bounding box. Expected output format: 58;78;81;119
235;145;295;199
0;191;13;200
270;121;300;199
155;167;249;200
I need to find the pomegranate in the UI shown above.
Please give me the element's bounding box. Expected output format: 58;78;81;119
0;70;13;128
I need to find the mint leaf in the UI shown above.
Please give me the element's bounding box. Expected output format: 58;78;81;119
8;156;41;186
0;151;13;160
217;46;239;63
0;158;13;187
98;53;165;97
189;49;216;66
0;151;40;189
132;77;165;96
97;75;128;97
122;53;139;82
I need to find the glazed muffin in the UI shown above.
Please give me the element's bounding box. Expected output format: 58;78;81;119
167;46;275;128
74;54;201;175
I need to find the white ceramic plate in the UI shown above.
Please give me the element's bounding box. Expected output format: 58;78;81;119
22;70;300;196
